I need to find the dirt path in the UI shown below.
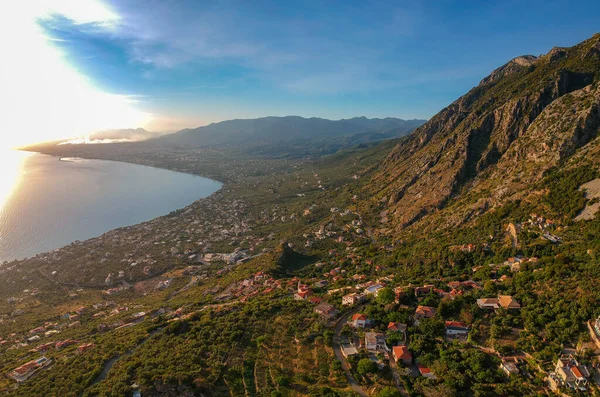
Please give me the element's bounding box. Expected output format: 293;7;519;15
79;326;165;396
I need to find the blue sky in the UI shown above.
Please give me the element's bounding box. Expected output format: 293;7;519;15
36;0;600;132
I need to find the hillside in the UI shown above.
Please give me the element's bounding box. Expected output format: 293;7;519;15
156;116;424;147
370;33;600;231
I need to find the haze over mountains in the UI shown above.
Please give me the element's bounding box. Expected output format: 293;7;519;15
61;128;166;144
155;116;425;146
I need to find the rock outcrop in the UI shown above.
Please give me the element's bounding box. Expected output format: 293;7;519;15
370;33;600;231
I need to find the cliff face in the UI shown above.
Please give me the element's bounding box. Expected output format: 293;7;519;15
370;33;600;231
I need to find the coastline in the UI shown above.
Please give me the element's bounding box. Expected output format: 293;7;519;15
2;149;225;264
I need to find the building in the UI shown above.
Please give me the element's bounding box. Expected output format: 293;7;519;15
314;302;338;319
341;343;358;358
414;285;434;297
294;281;312;300
394;286;406;303
8;357;52;383
498;295;521;310
55;339;78;350
364;284;384;295
365;332;388;352
550;354;590;391
500;358;520;376
417;363;437;380
387;322;408;340
477;295;520;310
445;321;469;336
32;342;54;352
351;313;368;328
342;292;365;306
77;343;96;353
414;305;436;325
392;346;412;366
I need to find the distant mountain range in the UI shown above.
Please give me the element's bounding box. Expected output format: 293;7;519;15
155;116;426;147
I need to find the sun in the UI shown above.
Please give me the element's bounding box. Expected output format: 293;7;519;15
0;0;151;149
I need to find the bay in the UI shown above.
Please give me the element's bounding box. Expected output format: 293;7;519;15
0;150;221;262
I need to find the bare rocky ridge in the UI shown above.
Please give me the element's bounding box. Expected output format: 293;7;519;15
370;33;600;232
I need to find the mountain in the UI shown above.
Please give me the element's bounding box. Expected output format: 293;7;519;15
370;33;600;231
155;116;425;146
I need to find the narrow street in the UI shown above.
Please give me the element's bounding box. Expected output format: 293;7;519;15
333;309;368;397
387;351;409;397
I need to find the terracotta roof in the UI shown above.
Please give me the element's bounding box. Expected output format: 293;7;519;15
415;305;436;317
388;322;407;332
570;365;584;379
445;320;468;329
393;346;412;361
13;362;38;376
417;363;431;374
498;295;521;309
352;313;367;321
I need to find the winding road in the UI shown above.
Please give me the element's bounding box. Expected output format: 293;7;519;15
333;309;368;397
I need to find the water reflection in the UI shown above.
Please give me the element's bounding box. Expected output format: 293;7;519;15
0;150;33;214
0;151;221;262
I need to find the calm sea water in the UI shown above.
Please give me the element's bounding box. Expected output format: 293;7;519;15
0;151;221;262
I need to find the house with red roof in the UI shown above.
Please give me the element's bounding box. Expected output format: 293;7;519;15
477;295;521;310
8;356;51;383
392;346;412;366
445;321;469;336
314;303;338;319
294;281;313;300
77;343;95;353
550;354;590;391
414;305;436;325
417;363;437;380
350;313;368;328
414;285;434;297
387;322;407;341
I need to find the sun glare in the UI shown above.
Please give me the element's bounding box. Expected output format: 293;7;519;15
0;151;33;216
0;1;150;149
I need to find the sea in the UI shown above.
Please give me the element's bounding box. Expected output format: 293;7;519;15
0;150;221;262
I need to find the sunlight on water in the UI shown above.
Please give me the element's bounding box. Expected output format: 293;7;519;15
0;151;221;263
0;150;33;214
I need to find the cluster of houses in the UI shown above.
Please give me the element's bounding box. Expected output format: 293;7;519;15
549;354;591;392
8;356;52;383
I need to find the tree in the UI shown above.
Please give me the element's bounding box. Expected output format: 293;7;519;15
377;287;395;305
357;358;378;376
377;386;402;397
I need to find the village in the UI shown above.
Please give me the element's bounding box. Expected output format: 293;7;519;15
0;144;598;396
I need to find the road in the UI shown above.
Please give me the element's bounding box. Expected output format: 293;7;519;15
387;351;409;397
333;309;368;397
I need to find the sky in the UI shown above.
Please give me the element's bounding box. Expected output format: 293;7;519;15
1;0;599;148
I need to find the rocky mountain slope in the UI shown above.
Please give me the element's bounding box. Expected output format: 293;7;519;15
370;33;600;231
